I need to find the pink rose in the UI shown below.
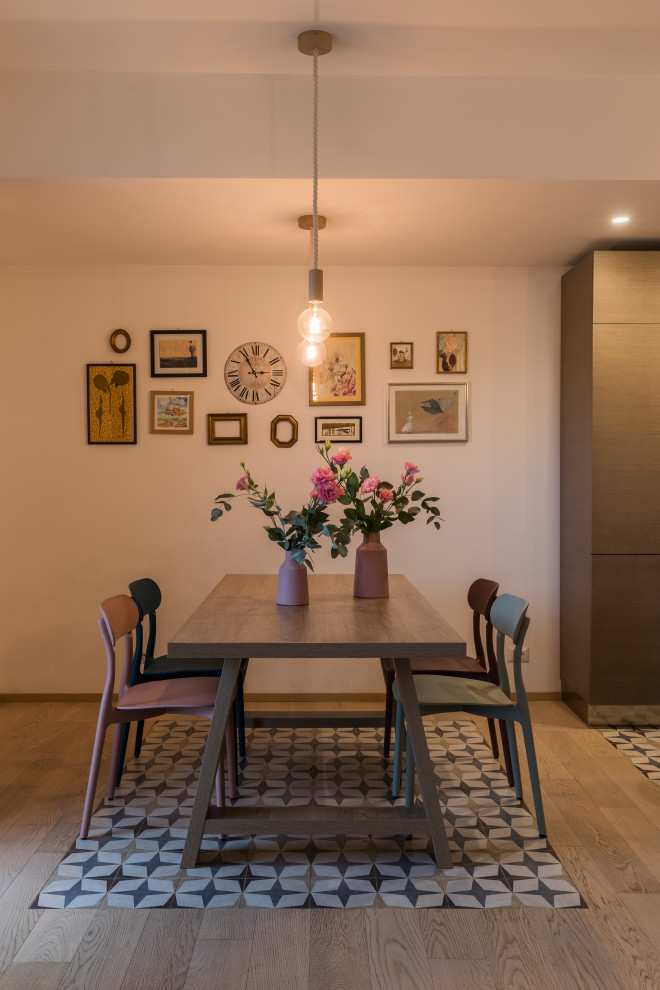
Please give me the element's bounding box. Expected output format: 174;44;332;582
312;478;344;505
379;488;394;503
311;465;335;486
360;476;379;494
401;473;416;486
404;461;420;474
331;447;352;467
236;475;249;491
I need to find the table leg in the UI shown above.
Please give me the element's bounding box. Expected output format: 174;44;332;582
181;657;242;869
393;657;451;868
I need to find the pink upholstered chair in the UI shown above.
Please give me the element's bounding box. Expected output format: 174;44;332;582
80;594;236;839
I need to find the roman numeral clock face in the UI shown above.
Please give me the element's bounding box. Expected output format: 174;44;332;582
223;342;287;404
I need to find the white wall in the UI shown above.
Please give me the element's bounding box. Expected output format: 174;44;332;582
0;264;561;695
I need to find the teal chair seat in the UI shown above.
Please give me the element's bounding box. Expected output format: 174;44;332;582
391;593;546;837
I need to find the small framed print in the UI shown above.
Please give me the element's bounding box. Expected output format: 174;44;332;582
437;331;467;374
207;413;248;445
150;390;194;434
87;363;136;444
387;383;469;443
150;330;207;378
315;415;363;444
390;342;413;369
309;332;365;406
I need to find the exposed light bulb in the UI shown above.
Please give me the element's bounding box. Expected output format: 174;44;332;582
297;338;327;367
297;301;333;342
612;216;629;224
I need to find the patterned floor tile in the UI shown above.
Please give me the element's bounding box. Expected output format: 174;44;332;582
601;727;660;787
35;717;583;910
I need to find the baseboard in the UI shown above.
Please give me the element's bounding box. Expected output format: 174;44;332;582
0;690;563;704
0;693;117;702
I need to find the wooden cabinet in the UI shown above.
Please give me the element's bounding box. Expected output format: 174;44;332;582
561;252;660;724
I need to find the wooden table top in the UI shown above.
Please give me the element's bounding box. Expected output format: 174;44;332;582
168;573;466;660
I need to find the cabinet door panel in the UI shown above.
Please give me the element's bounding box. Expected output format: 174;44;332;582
593;323;660;553
593;252;660;323
591;555;660;705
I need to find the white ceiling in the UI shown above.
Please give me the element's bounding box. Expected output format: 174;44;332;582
1;0;659;267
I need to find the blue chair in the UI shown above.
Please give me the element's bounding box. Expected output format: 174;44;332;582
115;578;248;786
392;593;546;836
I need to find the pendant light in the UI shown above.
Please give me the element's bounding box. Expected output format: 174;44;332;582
297;30;333;368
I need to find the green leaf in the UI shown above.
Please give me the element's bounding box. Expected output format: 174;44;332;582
210;508;222;521
411;491;424;501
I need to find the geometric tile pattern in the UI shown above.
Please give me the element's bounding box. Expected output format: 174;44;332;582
35;718;584;909
600;726;660;787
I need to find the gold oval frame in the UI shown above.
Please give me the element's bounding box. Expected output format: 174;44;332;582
110;328;132;354
270;415;298;448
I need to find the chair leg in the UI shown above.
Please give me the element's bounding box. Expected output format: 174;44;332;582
486;717;499;759
499;719;515;786
236;669;246;759
405;729;415;808
382;667;395;759
114;722;131;789
519;717;547;837
80;718;110;839
225;707;237;800
505;720;523;800
392;701;404;797
134;719;145;758
215;749;225;808
107;723;124;801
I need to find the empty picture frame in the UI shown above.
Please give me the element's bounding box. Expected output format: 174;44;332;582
150;330;207;377
207;413;248;445
314;415;363;443
387;382;469;443
150;390;194;434
270;415;298;448
87;363;136;444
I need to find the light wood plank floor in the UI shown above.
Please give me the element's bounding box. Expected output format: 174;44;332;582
0;700;659;990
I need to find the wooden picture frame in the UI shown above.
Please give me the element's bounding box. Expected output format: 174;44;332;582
387;382;469;443
436;331;468;374
270;415;298;448
309;332;366;406
87;363;136;444
314;415;363;444
390;342;413;369
150;390;194;434
150;330;207;378
207;413;248;445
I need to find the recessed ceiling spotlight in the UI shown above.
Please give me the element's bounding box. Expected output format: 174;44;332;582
612;216;630;224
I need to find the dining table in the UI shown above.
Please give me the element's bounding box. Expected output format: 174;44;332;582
168;572;466;869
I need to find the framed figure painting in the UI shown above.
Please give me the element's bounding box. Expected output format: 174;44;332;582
309;333;365;406
436;331;467;374
87;364;136;444
150;330;207;378
387;383;469;443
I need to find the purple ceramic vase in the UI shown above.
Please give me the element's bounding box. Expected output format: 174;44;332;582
353;531;389;598
276;551;309;606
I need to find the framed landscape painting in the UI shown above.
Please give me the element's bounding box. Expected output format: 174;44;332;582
150;391;194;434
150;330;207;378
387;382;469;443
87;364;136;444
309;333;365;406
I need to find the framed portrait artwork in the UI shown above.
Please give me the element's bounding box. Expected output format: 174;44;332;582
150;330;207;378
309;332;365;406
390;342;413;369
87;364;136;444
207;413;248;445
150;391;194;434
387;383;469;443
436;331;468;374
314;416;363;444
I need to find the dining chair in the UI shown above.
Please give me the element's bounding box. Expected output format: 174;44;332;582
392;593;546;836
382;577;514;785
114;577;249;787
80;593;237;839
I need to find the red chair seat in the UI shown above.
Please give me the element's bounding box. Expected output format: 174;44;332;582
382;656;486;675
117;675;221;711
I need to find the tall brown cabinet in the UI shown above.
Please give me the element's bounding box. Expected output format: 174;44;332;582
561;251;660;724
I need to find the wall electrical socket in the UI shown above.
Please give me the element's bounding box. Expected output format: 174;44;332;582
505;645;530;663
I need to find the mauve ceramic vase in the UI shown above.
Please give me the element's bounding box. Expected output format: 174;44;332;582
353;531;389;598
276;551;309;606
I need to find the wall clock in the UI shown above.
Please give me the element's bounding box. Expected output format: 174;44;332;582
224;342;286;404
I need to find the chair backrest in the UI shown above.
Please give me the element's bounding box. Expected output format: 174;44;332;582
98;595;140;704
490;593;530;704
128;578;162;678
466;578;499;674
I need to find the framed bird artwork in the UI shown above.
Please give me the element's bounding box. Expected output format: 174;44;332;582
387;383;469;443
